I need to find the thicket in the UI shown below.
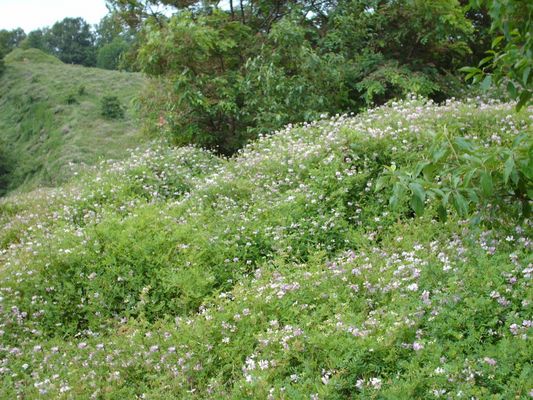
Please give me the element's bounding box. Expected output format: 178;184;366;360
106;0;522;154
462;0;533;109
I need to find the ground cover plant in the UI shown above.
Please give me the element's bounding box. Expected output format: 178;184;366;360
0;97;531;398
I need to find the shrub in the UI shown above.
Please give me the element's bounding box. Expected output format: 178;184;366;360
100;95;124;119
65;93;78;104
96;37;129;70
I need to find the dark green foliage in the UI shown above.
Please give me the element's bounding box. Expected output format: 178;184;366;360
96;37;129;70
46;18;96;66
101;95;124;119
376;125;533;220
131;0;478;154
0;28;26;57
94;12;137;71
65;93;78;104
0;140;12;196
462;0;533;109
20;29;48;52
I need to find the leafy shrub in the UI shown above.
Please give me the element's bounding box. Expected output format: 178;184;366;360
100;95;124;119
96;37;129;70
65;93;78;104
136;1;476;154
463;0;533;109
376;117;532;220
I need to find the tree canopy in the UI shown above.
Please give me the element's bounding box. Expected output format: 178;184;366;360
108;0;487;153
45;17;96;66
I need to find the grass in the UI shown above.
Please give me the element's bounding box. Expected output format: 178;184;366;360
0;97;531;399
0;49;147;195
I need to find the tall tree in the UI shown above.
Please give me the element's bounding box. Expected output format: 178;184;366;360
46;17;96;66
94;12;137;70
20;29;49;52
0;28;26;57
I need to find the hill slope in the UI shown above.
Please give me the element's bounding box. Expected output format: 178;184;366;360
0;98;531;398
0;49;147;195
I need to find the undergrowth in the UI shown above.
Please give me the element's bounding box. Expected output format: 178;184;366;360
0;97;531;399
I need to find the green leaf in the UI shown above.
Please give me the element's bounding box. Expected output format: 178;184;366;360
409;183;426;216
516;91;532;111
414;161;431;178
480;75;492;91
452;192;468;216
442;192;450;207
437;205;447;221
454;137;473;152
390;183;403;210
374;176;388;192
491;35;504;48
431;147;447;163
507;81;517;98
459;66;480;73
422;163;436;181
410;182;426;202
480;171;493;197
478;55;493;67
464;169;477;187
410;194;424;216
523;67;531;86
503;156;515;184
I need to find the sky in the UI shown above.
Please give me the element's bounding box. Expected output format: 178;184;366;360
0;0;109;32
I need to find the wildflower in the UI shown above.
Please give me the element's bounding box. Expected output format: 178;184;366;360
369;377;382;389
413;341;424;351
483;357;497;366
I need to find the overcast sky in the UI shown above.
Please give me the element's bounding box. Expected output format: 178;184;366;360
0;0;109;32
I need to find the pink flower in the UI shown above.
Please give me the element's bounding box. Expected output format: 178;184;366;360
413;342;424;351
483;357;497;366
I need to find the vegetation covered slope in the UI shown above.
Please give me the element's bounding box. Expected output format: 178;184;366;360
0;49;146;195
0;98;531;398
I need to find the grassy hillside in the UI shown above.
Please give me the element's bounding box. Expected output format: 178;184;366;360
0;98;531;398
0;49;146;195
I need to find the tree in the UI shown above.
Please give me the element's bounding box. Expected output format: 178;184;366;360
97;37;130;69
0;28;26;57
46;17;96;66
463;0;533;109
94;12;137;70
20;29;49;51
115;0;483;154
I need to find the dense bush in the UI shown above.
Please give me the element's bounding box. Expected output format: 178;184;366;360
376;125;532;220
65;93;78;105
136;1;479;154
100;95;124;119
96;37;129;70
462;0;533;109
